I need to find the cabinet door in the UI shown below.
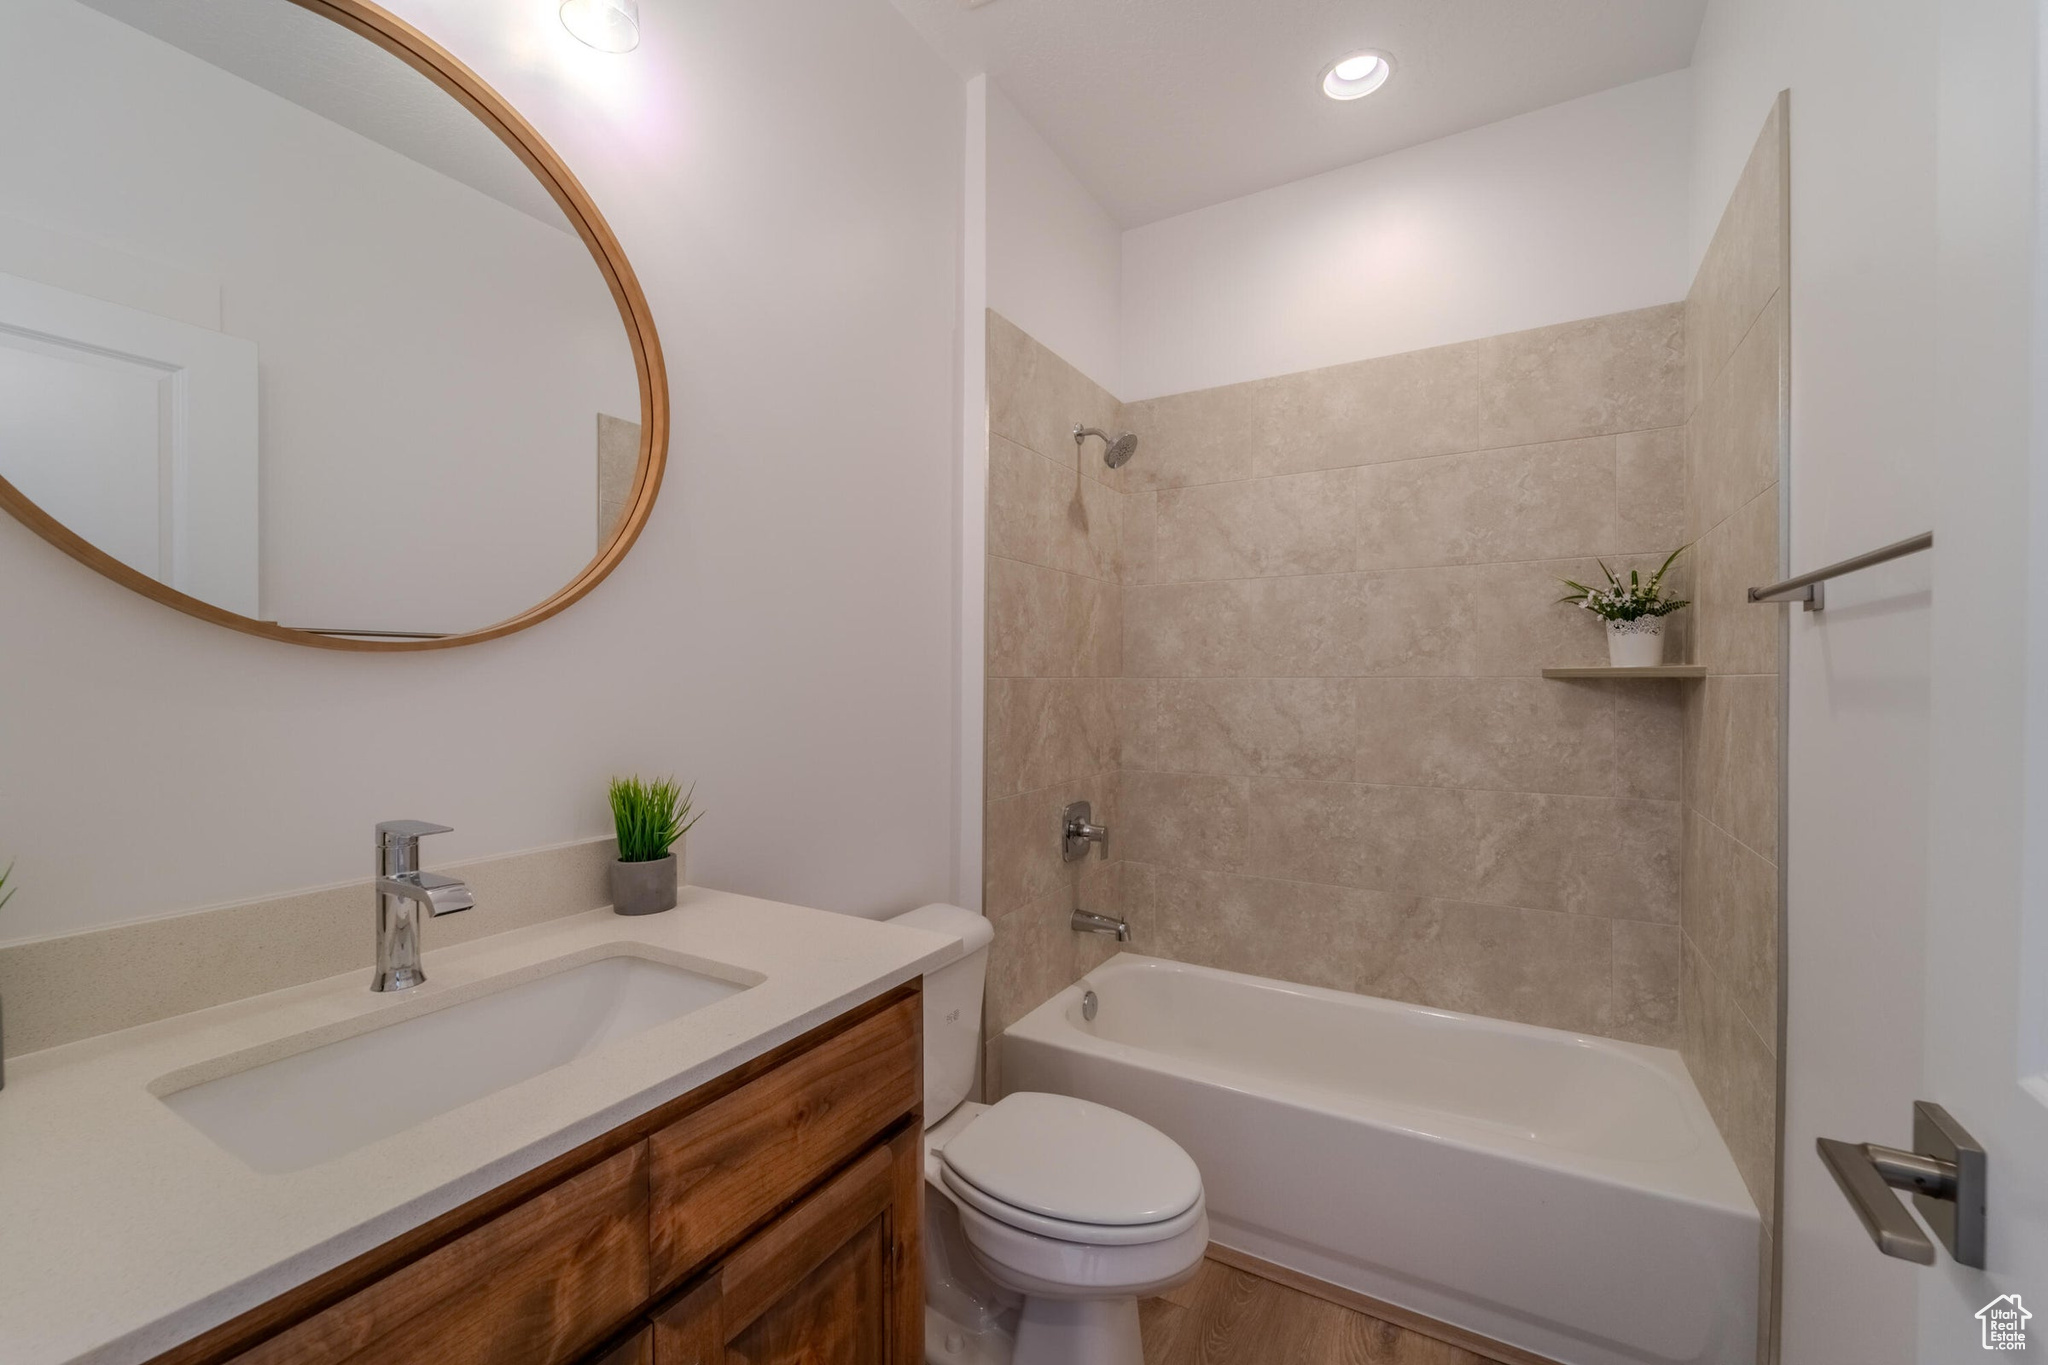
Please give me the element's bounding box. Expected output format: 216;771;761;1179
647;994;919;1292
652;1128;920;1365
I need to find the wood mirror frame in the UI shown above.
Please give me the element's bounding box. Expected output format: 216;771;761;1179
0;0;668;652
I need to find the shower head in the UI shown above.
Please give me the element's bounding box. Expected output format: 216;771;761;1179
1074;425;1139;469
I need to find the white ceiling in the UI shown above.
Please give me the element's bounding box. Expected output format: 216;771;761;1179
77;0;571;232
892;0;1708;227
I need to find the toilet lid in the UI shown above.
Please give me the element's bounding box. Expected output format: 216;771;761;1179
938;1092;1202;1227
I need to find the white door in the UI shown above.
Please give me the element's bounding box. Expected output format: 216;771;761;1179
0;271;259;616
1914;0;2048;1356
1783;3;2048;1361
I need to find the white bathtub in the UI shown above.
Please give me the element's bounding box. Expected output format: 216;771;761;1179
1000;954;1758;1365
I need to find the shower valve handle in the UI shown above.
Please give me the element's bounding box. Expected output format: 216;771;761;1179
1062;800;1109;862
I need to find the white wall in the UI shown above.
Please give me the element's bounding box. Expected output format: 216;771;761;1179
0;0;965;941
1119;70;1694;401
985;83;1122;396
1688;1;1941;1362
3;0;637;635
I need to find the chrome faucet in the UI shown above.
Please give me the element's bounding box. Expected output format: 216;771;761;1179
372;821;474;992
1063;800;1109;862
1071;909;1131;942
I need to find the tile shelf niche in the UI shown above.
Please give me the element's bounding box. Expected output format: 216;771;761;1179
1539;665;1708;679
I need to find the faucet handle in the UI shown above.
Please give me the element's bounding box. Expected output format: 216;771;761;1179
376;820;453;843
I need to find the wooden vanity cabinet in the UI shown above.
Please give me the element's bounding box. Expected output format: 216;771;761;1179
649;1128;922;1365
149;984;921;1365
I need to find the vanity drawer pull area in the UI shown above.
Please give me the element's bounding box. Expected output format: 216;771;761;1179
645;995;921;1290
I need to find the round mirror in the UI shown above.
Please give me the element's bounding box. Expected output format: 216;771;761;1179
0;0;665;648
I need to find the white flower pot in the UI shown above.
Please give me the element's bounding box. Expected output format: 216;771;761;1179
1607;616;1667;668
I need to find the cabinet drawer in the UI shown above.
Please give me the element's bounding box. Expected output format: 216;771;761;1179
231;1145;650;1365
647;994;919;1289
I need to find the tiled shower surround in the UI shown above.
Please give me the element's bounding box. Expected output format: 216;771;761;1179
1678;95;1790;1318
1118;306;1691;1044
980;314;1130;1092
983;303;1694;1061
983;106;1786;1362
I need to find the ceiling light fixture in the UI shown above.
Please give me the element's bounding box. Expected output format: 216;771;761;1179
560;0;640;53
1321;50;1392;101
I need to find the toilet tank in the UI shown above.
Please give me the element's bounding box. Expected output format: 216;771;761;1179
887;903;994;1123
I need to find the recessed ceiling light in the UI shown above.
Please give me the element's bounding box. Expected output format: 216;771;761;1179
560;0;640;53
1322;50;1392;101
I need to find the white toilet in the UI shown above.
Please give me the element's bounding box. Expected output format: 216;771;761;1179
889;904;1208;1365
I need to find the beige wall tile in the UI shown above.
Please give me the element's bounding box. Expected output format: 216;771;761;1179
1244;780;1679;920
1128;306;1685;488
988;310;1120;470
1064;457;1125;581
990;433;1123;584
1354;436;1621;571
1427;901;1616;1036
1130;866;1629;1038
985;678;1119;801
1682;942;1778;1220
1469;304;1686;450
1611;920;1681;1046
987;433;1051;568
1072;574;1124;678
1154;468;1362;581
984;313;1130;1046
1689;292;1785;538
988;556;1071;678
1354;676;1615;795
1616;427;1690;549
1123;491;1160;584
1129;863;1437;997
1696;485;1783;676
984;890;1069;1033
1240;778;1380;888
1676;101;1785;1241
1691;674;1780;861
1684;809;1779;1041
1615;682;1686;800
1687;97;1785;413
1122;383;1262;491
986;676;1060;801
1250;574;1373;676
1256;340;1480;475
1121;677;1356;782
1464;789;1681;921
1120;771;1251;872
1124;581;1251;677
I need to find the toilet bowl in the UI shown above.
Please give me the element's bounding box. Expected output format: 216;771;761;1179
890;905;1207;1365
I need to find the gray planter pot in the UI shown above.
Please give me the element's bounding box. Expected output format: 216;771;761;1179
611;853;678;916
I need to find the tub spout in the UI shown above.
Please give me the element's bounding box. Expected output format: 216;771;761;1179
1072;909;1130;942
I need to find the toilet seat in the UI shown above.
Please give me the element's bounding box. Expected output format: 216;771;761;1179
937;1092;1202;1240
939;1163;1207;1246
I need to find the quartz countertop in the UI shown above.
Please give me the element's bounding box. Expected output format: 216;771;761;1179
0;887;958;1365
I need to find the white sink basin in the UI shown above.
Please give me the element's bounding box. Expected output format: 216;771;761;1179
159;954;749;1173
